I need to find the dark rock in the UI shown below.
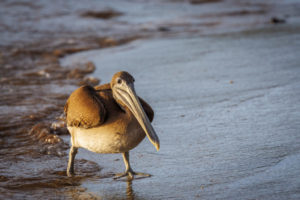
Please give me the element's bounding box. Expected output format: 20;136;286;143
189;0;222;4
158;26;171;32
271;17;286;24
81;10;122;19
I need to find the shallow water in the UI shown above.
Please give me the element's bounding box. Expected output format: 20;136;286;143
61;25;300;199
1;0;300;199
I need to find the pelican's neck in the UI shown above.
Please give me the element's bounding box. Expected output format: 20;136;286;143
111;91;128;115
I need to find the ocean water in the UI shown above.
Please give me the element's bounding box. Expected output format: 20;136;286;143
61;25;300;199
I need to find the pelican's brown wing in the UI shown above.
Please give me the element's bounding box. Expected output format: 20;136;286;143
64;85;107;128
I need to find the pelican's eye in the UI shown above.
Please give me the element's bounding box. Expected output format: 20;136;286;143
117;78;122;84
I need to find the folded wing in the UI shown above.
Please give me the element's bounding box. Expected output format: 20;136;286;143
64;85;107;128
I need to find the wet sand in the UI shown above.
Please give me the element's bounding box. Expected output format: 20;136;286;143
1;0;300;199
61;25;300;199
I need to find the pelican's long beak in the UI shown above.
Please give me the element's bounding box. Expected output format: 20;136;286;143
115;82;160;151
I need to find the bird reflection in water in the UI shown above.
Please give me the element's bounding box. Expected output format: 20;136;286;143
126;179;135;200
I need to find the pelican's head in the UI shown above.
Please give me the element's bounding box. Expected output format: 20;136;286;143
110;71;160;151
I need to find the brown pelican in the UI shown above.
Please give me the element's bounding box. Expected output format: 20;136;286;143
64;71;160;179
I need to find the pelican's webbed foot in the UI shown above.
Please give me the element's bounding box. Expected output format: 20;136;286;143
114;152;151;180
114;169;151;180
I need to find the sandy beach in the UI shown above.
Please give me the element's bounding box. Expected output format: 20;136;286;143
1;0;300;199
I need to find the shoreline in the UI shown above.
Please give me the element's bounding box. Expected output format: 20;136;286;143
61;24;300;199
1;0;300;199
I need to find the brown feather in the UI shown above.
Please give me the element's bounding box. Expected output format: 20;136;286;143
65;82;154;129
65;85;106;128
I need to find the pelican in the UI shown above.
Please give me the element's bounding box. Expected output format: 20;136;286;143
64;71;160;179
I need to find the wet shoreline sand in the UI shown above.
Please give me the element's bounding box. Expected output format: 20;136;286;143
1;0;300;199
62;25;300;199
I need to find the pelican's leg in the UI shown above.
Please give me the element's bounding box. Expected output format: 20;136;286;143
67;146;78;177
114;152;151;180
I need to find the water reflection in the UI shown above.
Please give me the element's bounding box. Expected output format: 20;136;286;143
126;179;135;200
64;178;137;200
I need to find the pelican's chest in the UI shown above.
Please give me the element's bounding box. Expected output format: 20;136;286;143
69;114;146;154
